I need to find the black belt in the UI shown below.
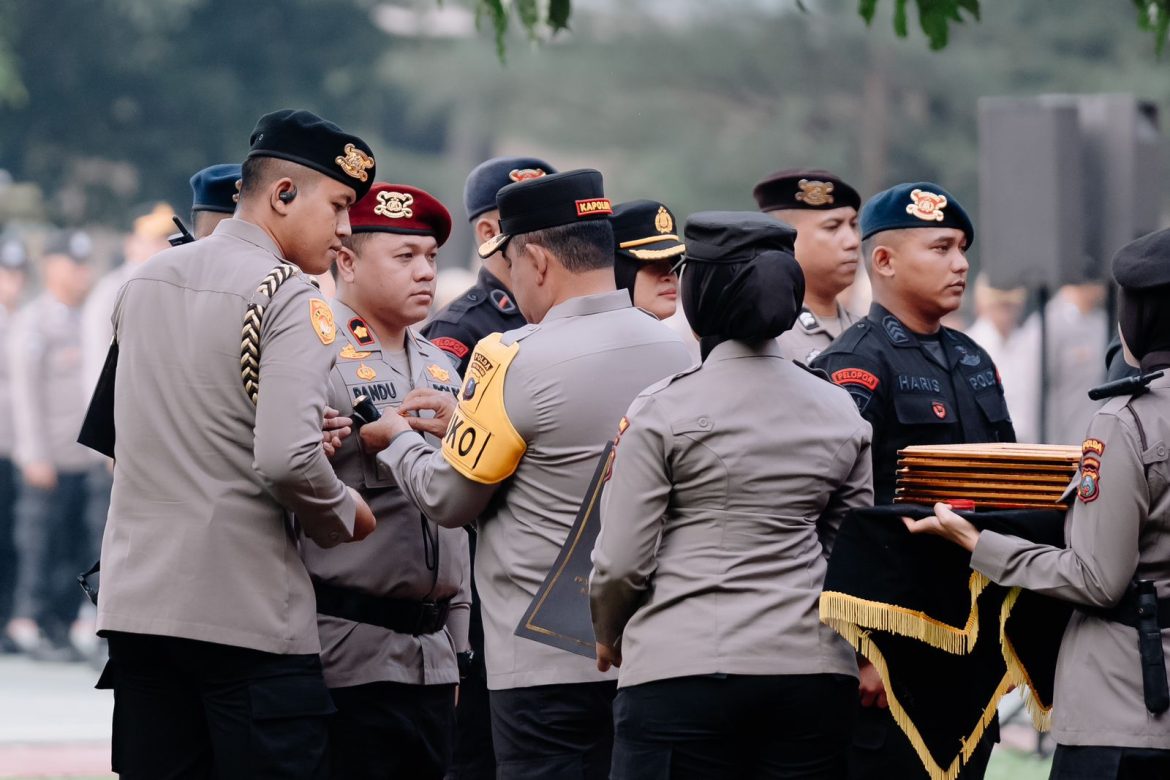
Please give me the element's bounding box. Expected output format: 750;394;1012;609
313;580;450;636
1082;580;1170;714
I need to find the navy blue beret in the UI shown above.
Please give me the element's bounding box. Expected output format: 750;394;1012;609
860;182;974;249
247;109;376;201
1113;226;1170;291
463;156;557;222
189;164;241;214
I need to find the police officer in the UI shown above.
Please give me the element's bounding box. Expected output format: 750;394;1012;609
189;163;242;239
8;231;93;660
813;182;1014;780
301;182;471;780
610;199;683;320
94;109;377;779
0;237;28;654
360;169;692;779
421;155;555;779
591;211;872;779
906;225;1170;778
754;169;862;364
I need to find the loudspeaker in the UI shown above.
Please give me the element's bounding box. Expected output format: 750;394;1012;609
978;97;1085;289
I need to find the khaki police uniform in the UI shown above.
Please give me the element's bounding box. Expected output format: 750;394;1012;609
8;290;92;645
777;303;858;364
971;374;1170;751
380;291;692;775
303;299;470;689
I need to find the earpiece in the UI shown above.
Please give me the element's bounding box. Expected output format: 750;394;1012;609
278;186;298;204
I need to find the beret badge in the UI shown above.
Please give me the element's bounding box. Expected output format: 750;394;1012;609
374;191;415;219
336;143;375;182
509;168;546;183
906;189;948;222
655;207;674;235
796;179;835;207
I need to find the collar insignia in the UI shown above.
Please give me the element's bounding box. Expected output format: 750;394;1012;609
906;189;948;222
795;179;835;206
509;168;547;182
654;206;674;234
339;343;371;360
348;317;375;346
374;191;414;219
799;311;818;330
336;143;374;182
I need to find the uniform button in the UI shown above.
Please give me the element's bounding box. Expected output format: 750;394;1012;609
1158;445;1167;458
329;531;341;542
468;292;479;301
698;416;712;430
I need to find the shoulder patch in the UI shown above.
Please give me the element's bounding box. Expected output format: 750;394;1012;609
882;315;910;345
1082;438;1105;457
490;288;517;313
431;336;470;360
831;368;879;391
309;299;336;345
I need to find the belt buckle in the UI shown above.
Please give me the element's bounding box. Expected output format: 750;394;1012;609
414;601;441;635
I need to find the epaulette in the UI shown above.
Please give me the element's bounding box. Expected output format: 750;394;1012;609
639;362;703;396
430;286;491;325
500;323;540;347
821;318;872;353
793;361;832;383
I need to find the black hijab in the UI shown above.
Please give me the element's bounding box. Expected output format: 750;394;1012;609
1113;227;1170;373
679;211;805;360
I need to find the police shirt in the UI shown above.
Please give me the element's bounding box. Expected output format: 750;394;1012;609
422;267;525;377
301;299;471;689
776;303;858;364
812;303;1016;505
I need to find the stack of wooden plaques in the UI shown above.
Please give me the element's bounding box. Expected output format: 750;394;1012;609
895;443;1081;510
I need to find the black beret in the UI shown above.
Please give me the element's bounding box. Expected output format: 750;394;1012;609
190;164;242;214
43;230;94;263
1112;226;1170;291
246;109;376;201
478;169;612;258
0;237;27;271
681;211;797;264
464;156;557;222
611;200;685;263
860;182;974;248
752;168;861;212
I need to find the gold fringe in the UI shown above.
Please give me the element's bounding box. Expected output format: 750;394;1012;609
619;234;680;248
831;622;1013;780
627;244;686;261
820;571;991;656
998;587;1055;732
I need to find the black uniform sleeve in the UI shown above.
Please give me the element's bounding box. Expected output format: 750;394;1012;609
812;350;890;442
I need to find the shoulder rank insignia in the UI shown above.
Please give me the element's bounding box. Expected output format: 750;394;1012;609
335;143;374;182
427;363;451;383
655;206;674;234
339;343;371;360
309;299;336;345
356;363;377;381
374;190;414;219
348;317;375;346
796;179;835;207
491;289;516;313
799;311;818;330
906;189;948;222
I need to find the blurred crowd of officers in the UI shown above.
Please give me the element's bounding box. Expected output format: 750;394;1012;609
0;104;1164;780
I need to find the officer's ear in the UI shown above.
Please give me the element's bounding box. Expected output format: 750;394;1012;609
870;243;896;280
524;242;551;283
474;216;499;246
271;178;298;215
335;243;358;284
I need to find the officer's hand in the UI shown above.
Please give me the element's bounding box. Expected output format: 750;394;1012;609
358;413;412;454
858;659;888;709
322;406;352;458
902;503;981;552
22;462;57;490
596;643;622;672
349;488;376;542
399;389;457;438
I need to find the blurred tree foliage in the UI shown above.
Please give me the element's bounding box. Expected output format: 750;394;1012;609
0;0;1167;271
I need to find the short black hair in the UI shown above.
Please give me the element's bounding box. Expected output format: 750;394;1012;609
239;156;313;200
512;220;614;273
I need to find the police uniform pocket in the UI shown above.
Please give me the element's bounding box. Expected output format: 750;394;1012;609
248;674;335;776
893;395;952;425
974;391;1011;424
610;738;672;780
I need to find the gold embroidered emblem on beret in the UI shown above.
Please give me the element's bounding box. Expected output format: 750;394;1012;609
795;179;835;206
335;143;374;182
374;191;414;219
906;189;948;222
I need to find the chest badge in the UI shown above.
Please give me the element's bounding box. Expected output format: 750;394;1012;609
932;401;948;419
906;189;948;222
309;299;336;346
427;363;451;382
339;344;371;360
356;363;377;381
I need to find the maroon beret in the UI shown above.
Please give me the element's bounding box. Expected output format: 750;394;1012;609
349;183;452;247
